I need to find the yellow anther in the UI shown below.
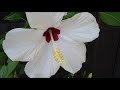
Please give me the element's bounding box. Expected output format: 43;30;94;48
52;48;64;63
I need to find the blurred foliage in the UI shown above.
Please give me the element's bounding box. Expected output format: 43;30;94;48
0;59;19;78
99;12;120;26
4;12;26;22
63;12;78;20
4;12;22;22
87;73;92;78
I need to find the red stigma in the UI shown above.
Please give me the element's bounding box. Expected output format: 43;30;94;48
43;27;60;43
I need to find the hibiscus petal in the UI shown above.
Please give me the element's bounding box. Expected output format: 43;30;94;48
58;12;100;43
25;42;60;78
26;12;66;30
56;37;86;74
3;28;44;62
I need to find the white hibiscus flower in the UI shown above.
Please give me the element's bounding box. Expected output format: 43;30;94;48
2;12;100;78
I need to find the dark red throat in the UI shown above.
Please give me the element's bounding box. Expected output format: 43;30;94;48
43;27;60;43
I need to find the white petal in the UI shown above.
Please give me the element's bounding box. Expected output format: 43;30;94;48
56;37;86;74
3;28;44;62
25;42;60;78
58;12;100;43
26;12;66;30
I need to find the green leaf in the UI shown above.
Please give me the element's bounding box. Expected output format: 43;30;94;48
13;71;18;78
0;66;8;78
24;21;30;28
7;71;18;78
87;73;92;78
0;65;2;68
0;52;7;65
0;38;4;51
7;73;14;78
19;65;25;75
83;71;86;78
4;12;22;22
0;38;4;45
15;63;26;78
0;34;5;39
0;59;19;78
7;58;13;64
67;73;74;78
63;12;78;20
6;60;19;76
99;12;120;26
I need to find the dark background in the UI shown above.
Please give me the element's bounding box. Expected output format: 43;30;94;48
0;12;120;78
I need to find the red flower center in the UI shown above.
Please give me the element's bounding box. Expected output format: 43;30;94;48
43;27;60;43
